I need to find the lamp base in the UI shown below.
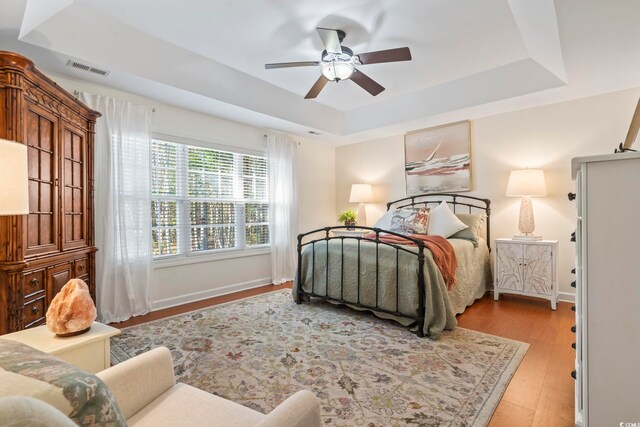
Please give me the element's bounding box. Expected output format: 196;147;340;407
512;234;542;241
356;202;367;227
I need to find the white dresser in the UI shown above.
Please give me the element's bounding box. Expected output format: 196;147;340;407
493;238;559;309
572;152;640;427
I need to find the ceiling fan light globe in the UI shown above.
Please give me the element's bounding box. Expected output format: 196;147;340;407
321;61;354;81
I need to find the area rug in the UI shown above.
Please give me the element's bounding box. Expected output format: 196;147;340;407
110;290;527;426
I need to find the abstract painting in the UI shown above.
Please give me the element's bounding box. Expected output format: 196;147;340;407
405;120;471;194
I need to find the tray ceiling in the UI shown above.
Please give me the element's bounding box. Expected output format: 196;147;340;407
1;0;639;143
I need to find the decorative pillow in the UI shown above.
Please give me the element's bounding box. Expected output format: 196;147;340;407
450;213;486;247
389;208;430;235
0;339;127;427
427;201;468;238
373;208;396;230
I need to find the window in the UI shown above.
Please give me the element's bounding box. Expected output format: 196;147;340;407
151;138;269;258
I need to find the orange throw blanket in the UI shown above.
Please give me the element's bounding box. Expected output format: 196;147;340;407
363;233;458;289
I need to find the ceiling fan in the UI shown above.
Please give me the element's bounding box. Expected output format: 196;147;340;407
265;27;412;99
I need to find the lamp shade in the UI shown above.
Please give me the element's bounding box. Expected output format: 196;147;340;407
0;138;29;215
506;169;547;197
349;184;373;203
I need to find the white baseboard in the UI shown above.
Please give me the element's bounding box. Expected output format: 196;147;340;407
558;292;576;303
488;289;576;304
151;277;273;311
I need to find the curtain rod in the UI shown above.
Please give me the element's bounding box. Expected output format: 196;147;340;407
263;134;301;145
73;90;156;112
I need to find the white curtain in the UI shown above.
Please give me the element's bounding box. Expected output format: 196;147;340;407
80;92;153;323
267;134;298;284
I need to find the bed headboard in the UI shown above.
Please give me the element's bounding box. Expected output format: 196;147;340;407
387;193;492;251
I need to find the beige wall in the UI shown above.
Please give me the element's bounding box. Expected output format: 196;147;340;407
335;87;640;299
297;136;336;234
45;69;640;305
48;73;336;310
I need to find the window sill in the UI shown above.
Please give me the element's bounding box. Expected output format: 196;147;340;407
153;247;271;269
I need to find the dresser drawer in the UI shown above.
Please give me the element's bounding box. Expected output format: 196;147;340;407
74;257;88;277
23;270;45;298
24;295;45;327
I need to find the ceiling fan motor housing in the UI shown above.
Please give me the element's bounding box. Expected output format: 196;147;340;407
321;46;354;63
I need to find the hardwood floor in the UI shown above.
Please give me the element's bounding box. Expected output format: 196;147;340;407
457;294;575;427
110;285;575;426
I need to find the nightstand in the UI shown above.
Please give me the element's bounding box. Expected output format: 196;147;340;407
494;238;559;309
2;322;120;373
331;229;370;238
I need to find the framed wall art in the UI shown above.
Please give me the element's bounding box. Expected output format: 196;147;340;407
405;120;472;194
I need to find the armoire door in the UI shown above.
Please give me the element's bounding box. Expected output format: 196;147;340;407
61;124;88;250
24;103;59;257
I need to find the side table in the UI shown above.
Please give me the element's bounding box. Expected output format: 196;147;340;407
2;321;121;373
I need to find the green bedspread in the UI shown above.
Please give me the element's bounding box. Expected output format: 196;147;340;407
293;237;490;338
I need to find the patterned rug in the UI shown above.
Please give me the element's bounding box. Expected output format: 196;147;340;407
110;290;528;426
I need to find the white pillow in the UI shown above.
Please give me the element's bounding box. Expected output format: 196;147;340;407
373;209;396;230
427;201;468;238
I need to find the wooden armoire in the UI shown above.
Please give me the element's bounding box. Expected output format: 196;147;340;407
0;51;100;334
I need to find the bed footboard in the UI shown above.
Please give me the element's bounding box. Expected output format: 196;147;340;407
296;226;427;337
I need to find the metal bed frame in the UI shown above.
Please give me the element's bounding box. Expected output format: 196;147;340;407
295;193;491;337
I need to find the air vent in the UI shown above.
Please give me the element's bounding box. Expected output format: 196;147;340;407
66;60;110;76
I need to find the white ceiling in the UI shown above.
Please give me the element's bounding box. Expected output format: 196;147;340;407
1;0;640;144
82;0;535;111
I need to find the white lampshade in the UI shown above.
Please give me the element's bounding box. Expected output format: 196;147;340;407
349;184;373;203
0;138;29;215
506;169;547;197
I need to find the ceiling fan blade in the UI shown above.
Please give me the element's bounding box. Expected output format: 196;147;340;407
304;76;329;99
350;70;385;96
265;61;320;69
356;47;412;65
316;27;342;54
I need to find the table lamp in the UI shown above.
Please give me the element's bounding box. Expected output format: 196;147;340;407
349;184;373;226
506;169;546;240
0;138;29;215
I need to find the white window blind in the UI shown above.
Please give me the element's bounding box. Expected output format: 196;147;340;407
151;138;269;257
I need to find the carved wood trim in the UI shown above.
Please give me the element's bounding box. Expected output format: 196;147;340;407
23;84;90;129
0;50;100;121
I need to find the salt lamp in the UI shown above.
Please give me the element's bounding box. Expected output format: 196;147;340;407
46;279;96;337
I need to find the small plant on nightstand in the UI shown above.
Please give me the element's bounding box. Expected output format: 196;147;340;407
338;209;357;230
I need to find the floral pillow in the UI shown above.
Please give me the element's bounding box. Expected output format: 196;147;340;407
389;208;430;235
0;338;126;427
